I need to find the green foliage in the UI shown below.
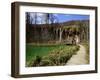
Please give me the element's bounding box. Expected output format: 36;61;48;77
26;44;80;67
26;45;60;63
32;56;42;66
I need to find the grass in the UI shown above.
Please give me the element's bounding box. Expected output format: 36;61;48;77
26;45;65;62
26;44;80;67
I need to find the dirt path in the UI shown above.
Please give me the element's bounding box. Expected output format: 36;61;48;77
66;44;88;65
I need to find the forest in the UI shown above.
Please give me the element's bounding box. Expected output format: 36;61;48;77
26;12;89;44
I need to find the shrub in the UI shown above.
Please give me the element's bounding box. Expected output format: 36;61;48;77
39;60;51;66
31;45;80;67
32;56;42;66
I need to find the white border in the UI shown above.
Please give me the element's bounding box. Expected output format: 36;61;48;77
19;6;95;74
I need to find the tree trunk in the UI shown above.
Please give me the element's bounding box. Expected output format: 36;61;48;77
59;28;63;42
